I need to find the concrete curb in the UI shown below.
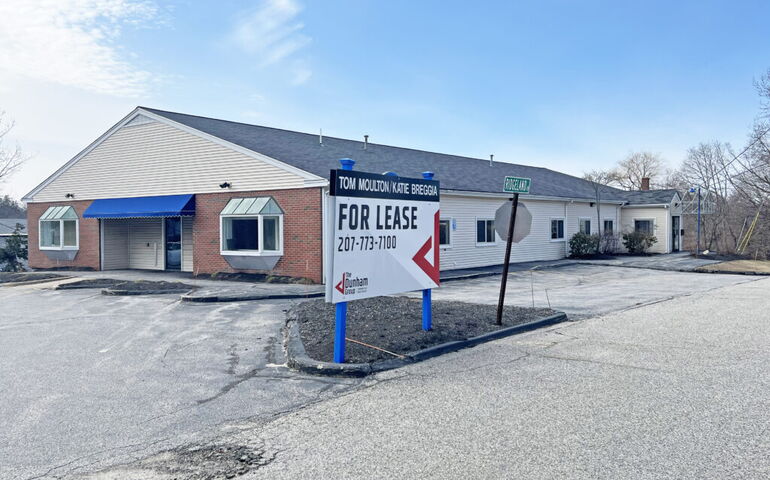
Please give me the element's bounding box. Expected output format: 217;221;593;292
102;288;197;296
0;276;72;287
694;268;770;276
285;312;568;377
181;291;325;303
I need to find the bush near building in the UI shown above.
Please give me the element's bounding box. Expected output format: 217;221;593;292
622;231;657;254
569;232;600;258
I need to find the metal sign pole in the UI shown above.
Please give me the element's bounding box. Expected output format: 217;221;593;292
496;193;519;326
334;158;355;363
421;171;435;330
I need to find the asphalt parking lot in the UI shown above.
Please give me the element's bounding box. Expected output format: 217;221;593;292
0;265;763;479
0;284;358;480
424;264;759;318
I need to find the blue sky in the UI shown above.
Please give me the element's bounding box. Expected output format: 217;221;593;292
1;0;769;200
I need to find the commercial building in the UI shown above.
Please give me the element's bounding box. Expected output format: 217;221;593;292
23;107;682;282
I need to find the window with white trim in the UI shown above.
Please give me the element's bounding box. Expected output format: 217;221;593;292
603;219;614;234
579;218;591;235
439;218;451;246
634;219;653;235
220;197;284;255
551;218;565;240
39;206;78;250
476;219;496;244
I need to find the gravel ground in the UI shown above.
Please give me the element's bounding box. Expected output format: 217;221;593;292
0;272;64;283
293;296;555;363
56;278;128;289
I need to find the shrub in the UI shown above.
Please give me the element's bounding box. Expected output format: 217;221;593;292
622;231;657;254
0;223;28;272
569;232;600;258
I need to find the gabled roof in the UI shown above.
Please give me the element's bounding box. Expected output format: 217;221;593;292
143;107;632;202
615;189;680;205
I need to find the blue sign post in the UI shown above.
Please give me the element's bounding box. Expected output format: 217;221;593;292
421;171;435;331
333;158;356;363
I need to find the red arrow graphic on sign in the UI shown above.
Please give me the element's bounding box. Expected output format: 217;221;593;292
412;211;441;285
335;272;345;294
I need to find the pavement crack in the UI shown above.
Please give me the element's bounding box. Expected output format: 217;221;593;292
533;353;666;372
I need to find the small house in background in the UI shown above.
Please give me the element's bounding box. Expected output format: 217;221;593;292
0;218;27;248
22;107;681;282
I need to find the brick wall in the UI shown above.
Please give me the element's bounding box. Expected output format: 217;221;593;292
193;188;323;282
27;200;100;270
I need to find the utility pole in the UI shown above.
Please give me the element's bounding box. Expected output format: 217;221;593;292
696;186;701;257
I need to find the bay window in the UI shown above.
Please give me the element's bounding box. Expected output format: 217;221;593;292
220;197;284;256
39;206;78;250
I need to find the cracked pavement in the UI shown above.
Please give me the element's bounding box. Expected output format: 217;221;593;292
0;285;360;480
225;277;769;479
3;267;767;479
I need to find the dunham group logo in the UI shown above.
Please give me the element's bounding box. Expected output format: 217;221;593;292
335;272;369;296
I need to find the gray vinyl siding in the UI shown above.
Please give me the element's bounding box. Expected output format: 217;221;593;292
101;220;129;270
31;119;306;202
182;217;193;272
127;218;164;270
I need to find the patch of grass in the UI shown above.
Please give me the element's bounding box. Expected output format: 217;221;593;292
697;260;770;274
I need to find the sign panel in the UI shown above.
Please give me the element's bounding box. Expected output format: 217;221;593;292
503;176;531;194
326;170;440;303
494;201;532;243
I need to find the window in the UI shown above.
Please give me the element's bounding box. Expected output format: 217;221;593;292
439;219;451;247
603;219;614;234
476;219;496;244
579;218;591;235
39;206;78;249
634;219;653;235
550;219;565;240
220;197;284;255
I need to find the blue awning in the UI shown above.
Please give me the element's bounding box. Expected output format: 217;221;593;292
83;194;195;218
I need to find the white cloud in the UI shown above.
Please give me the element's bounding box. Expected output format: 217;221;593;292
229;0;312;80
0;0;160;97
290;61;312;85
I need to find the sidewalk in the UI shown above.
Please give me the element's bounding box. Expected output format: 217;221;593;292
572;252;724;272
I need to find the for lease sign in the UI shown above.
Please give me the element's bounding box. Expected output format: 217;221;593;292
326;169;440;303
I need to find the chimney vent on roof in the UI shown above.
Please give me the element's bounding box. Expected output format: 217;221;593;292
364;135;369;150
319;128;323;145
641;177;650;191
489;154;494;167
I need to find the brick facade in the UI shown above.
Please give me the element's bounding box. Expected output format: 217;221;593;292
27;200;100;270
192;187;323;282
26;187;324;282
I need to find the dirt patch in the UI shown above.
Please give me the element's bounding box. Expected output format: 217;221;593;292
102;280;198;295
0;272;64;284
293;296;556;364
203;272;316;285
697;259;770;274
55;278;127;290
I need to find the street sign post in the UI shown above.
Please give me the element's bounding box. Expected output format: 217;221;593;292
326;160;441;362
496;177;531;325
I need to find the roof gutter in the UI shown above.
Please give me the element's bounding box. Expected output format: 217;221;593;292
440;189;626;205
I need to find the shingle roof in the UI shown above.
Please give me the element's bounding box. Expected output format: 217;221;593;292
615;189;679;205
143;107;676;204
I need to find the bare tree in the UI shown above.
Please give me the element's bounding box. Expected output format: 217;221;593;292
0;112;26;184
608;151;667;190
583;169;614;253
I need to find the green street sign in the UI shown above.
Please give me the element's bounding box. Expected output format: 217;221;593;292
503;176;531;194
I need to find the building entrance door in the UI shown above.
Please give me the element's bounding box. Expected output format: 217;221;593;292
671;216;681;252
165;217;181;270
